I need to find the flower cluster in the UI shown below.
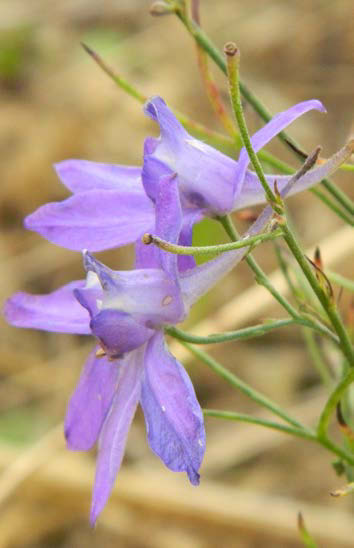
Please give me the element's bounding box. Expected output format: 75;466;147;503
4;95;349;524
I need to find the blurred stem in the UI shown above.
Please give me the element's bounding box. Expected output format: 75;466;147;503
182;341;308;429
317;368;354;439
173;7;354;216
81;42;237;153
187;0;237;137
326;271;354;292
281;224;354;365
302;329;333;388
204;410;316;441
310;188;353;226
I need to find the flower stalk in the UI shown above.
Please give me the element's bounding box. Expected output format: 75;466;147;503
172;2;354;216
224;42;277;207
143;227;283;255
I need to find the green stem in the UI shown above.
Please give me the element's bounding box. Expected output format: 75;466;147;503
224;43;276;206
317;368;354;439
81;42;238;155
144;228;282;256
166;319;297;344
174;9;354;216
321;179;354;216
204;409;316;441
310;188;353;226
258;150;353;224
302;329;333;388
219;215;301;321
281;224;354;365
182;341;308;429
167;316;337;346
326;270;354;293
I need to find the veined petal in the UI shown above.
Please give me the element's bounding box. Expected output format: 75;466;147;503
25;190;154;252
55;160;142;194
64;348;119;451
4;280;90;334
141;331;205;485
233;100;326;202
90;347;144;525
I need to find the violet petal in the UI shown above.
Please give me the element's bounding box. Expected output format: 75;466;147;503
25;189;154;252
90;347;144;525
64;347;119;450
4;280;90;334
141;331;205;485
55;160;142;194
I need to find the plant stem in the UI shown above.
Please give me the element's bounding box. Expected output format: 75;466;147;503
302;329;333;388
204;409;316;441
182;341;308;429
219;215;300;320
310;188;353;226
281;224;354;365
167;319;297;344
224;42;276;206
317;368;354;439
326;271;354;293
174;9;354;216
167;316;337;345
144;228;282;256
81;42;238;154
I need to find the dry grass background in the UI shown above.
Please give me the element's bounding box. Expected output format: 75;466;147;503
0;1;353;546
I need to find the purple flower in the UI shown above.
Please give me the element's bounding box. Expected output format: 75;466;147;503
5;173;208;525
24;96;344;263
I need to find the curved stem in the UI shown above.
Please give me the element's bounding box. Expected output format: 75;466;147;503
144;228;282;256
224;43;276;206
166;319;296;344
317;368;354;439
174;9;354;216
204;409;316;441
281;224;354;365
182;341;309;430
219;215;300;320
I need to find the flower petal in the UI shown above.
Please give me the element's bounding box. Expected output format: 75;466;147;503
55;160;142;193
90;309;154;357
232;100;326;203
84;252;185;326
25;190;154;252
177;209;205;272
64;348;119;451
154;172;183;281
237;141;354;209
4;281;90;334
141;331;205;485
144;97;236;215
90;348;144;525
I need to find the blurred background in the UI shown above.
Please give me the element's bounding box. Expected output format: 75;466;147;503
0;1;353;546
